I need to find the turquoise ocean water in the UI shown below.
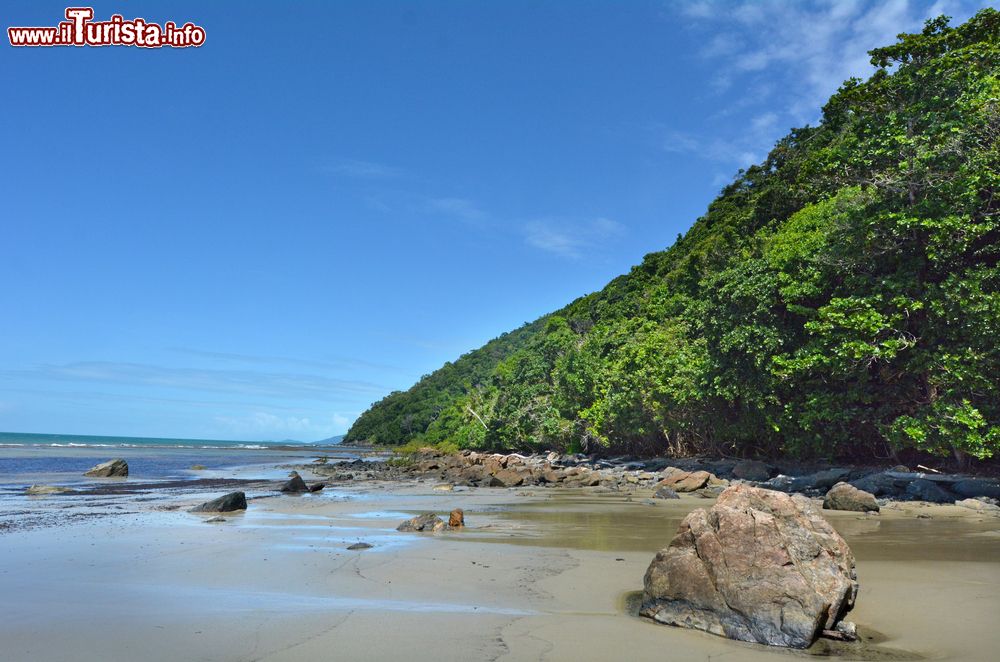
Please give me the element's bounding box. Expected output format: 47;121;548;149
0;431;353;488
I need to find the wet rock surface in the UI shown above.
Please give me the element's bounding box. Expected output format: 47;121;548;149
640;484;858;649
280;472;310;493
84;459;129;478
190;491;247;513
396;513;447;533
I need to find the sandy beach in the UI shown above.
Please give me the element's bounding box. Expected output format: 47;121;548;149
2;470;999;662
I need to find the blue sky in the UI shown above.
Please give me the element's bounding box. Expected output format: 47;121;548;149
2;0;993;441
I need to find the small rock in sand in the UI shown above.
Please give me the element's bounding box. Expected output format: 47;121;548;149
653;486;680;500
190;465;207;470
84;458;128;477
308;483;325;492
955;498;1000;514
347;542;373;550
205;516;226;523
433;484;454;492
26;485;72;495
449;508;465;528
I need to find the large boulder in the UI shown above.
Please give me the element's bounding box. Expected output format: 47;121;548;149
732;460;772;482
190;491;247;513
84;459;128;477
823;482;879;513
658;469;714;493
641;484;858;649
492;468;525;487
396;513;447;532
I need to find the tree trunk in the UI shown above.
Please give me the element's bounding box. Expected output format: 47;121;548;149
952;446;970;472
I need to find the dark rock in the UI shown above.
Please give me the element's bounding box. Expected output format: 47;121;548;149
653;486;680;500
347;542;374;550
851;472;909;498
396;513;446;532
308;482;325;492
765;468;850;494
190;491;247;513
823;482;879;513
952;479;1000;500
906;478;953;503
280;472;310;493
449;508;465;528
641;484;857;649
732;460;772;482
798;468;851;492
84;458;128;477
693;485;726;498
704;459;738;477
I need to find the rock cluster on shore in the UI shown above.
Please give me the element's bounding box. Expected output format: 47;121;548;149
641;484;858;649
307;449;1000;507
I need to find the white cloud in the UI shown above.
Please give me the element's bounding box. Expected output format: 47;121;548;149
664;0;991;170
524;218;625;259
322;158;400;178
427;197;487;223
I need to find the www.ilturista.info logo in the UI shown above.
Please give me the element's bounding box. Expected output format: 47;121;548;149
8;7;205;48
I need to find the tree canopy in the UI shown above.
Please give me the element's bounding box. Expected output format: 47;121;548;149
346;11;1000;465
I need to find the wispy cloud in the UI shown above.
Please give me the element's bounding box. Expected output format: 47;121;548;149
662;0;987;171
5;361;387;400
213;411;353;439
322;158;401;178
426;197;487;224
168;346;402;374
524;217;624;259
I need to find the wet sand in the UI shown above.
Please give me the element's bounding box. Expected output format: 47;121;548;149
1;481;998;661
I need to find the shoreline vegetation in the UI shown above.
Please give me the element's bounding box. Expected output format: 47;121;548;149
345;11;1000;474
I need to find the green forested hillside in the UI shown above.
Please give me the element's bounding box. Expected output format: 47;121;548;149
346;11;1000;464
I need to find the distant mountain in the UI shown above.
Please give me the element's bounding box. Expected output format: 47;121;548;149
314;434;345;445
345;11;1000;465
